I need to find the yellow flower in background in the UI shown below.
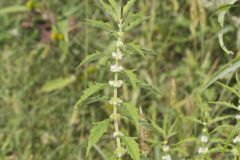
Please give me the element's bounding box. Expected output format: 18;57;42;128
51;32;64;41
26;0;36;10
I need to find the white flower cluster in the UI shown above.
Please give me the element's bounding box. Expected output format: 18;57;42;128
162;154;171;160
198;147;208;154
109;97;122;106
109;80;123;88
112;51;122;60
233;135;240;144
110;64;123;72
115;146;126;158
200;135;208;143
235;115;240;120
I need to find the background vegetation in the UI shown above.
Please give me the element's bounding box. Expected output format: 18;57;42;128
0;0;239;159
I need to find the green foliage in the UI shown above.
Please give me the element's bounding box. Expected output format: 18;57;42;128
126;42;145;58
215;0;238;54
123;0;136;18
122;136;140;160
41;75;76;93
0;5;28;15
123;102;140;133
203;56;240;89
85;20;115;32
76;51;106;69
124;69;137;89
123;13;147;31
1;0;240;159
87;119;110;156
74;83;107;108
99;0;119;22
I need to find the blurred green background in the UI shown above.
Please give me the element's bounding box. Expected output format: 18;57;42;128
0;0;239;159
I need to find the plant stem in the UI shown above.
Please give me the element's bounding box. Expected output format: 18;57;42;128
112;5;124;158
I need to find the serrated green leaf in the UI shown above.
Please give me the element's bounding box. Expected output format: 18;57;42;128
214;4;233;15
85;20;114;32
217;82;240;97
76;51;104;69
202;56;240;90
122;136;140;160
209;115;232;125
123;0;136;18
124;70;137;89
216;0;237;28
124;14;147;31
41;75;76;93
210;124;232;135
216;0;237;54
107;0;118;13
137;81;161;95
99;0;119;22
150;119;166;138
218;31;234;55
85;96;109;105
123;102;139;133
0;5;28;15
74;83;106;108
87;119;110;156
126;42;145;58
183;116;204;125
222;123;240;152
209;101;237;110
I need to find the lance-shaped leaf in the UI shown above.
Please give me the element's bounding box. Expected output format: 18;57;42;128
87;119;110;156
41;75;76;93
85;20;115;32
76;51;104;69
150;119;166;138
0;5;28;15
99;0;119;22
216;0;238;28
74;83;107;108
107;0;119;14
137;81;161;95
124;14;147;31
124;69;137;89
216;0;237;54
217;82;240;97
202;56;240;90
208;115;232;125
123;102;140;133
122;136;140;160
126;42;145;58
209;101;236;110
222;123;240;152
218;31;234;55
123;0;136;17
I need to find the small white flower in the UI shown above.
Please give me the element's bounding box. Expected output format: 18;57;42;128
117;41;124;47
162;145;170;152
235;115;240;120
110;65;123;72
233;136;240;143
113;131;124;137
115;147;126;158
198;147;208;154
112;51;123;60
162;154;171;160
109;80;123;88
200;135;208;143
109;97;123;106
